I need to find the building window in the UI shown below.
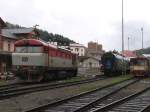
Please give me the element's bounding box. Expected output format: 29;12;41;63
8;41;11;51
75;48;79;51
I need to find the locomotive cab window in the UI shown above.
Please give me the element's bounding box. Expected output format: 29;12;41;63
131;60;147;66
15;46;43;53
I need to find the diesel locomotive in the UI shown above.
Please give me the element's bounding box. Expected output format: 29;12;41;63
130;57;150;77
101;52;130;76
12;39;78;82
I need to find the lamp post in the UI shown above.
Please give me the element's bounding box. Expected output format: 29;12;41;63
141;27;143;49
128;37;130;51
122;0;125;75
122;0;124;54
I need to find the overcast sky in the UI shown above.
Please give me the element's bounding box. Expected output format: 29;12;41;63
1;0;150;51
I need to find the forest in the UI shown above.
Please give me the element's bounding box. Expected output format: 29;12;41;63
5;22;75;46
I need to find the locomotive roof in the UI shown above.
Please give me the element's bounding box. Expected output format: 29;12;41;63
15;39;76;54
143;54;150;58
113;53;123;59
15;39;58;49
113;53;130;61
15;39;48;46
103;52;130;61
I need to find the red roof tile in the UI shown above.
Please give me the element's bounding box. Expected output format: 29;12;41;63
123;50;137;57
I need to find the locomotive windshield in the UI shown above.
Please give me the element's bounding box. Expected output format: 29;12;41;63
130;59;147;66
16;46;43;53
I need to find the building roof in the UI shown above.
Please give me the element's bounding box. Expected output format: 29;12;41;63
1;28;34;39
80;56;101;62
87;50;104;54
0;17;6;27
0;18;34;39
4;28;34;34
122;50;137;58
143;54;150;58
70;43;85;47
1;29;17;39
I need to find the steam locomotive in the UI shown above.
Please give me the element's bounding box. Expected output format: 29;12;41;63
12;39;78;82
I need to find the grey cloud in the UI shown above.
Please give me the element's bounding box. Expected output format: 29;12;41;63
124;21;150;50
1;0;150;52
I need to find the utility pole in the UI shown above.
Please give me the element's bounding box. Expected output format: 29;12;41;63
128;37;130;51
122;0;125;75
122;0;124;54
141;27;143;49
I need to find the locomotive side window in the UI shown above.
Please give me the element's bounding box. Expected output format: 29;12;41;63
16;46;43;53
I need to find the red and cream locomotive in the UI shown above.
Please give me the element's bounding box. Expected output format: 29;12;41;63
130;57;150;77
12;39;78;82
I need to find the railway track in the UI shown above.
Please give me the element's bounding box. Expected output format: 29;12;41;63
25;78;138;112
0;82;24;91
141;104;150;112
0;76;105;90
0;76;106;100
94;85;150;112
79;78;150;112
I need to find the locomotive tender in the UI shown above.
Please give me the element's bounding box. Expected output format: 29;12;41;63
12;39;78;82
101;52;130;76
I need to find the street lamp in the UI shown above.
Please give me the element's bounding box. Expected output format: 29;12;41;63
122;0;124;54
128;37;130;51
122;0;125;75
141;27;143;49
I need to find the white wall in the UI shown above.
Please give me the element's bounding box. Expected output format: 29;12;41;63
81;58;100;68
3;39;15;52
70;46;86;56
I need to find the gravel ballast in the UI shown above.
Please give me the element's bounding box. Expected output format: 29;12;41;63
0;75;133;112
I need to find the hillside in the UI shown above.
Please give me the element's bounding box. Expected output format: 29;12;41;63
135;47;150;55
5;22;75;46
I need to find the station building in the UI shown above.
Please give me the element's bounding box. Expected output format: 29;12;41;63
87;41;105;60
0;17;37;74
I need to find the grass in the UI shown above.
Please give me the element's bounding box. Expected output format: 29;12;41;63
75;74;133;93
0;76;87;86
109;74;133;82
0;74;132;87
0;80;8;86
61;73;133;84
59;76;89;83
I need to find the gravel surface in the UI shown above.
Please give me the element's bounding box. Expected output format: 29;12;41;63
0;76;132;112
97;78;150;106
